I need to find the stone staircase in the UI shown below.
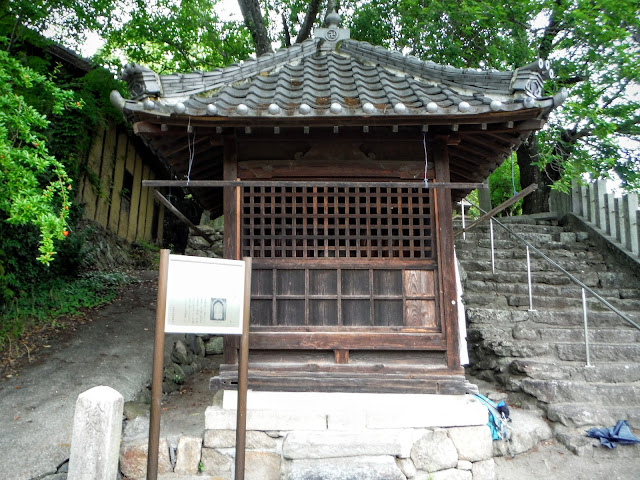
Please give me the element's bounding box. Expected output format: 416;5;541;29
455;215;640;436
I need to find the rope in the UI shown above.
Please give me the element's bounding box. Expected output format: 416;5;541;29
186;118;195;186
423;132;428;187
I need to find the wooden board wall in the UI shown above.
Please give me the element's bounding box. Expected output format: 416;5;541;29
78;124;164;245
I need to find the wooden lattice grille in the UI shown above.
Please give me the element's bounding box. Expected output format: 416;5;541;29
241;186;433;259
250;267;439;328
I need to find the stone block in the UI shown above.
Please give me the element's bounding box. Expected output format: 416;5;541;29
396;457;417;478
205;405;327;431
471;458;496;480
456;460;472;470
492;410;552;457
447;425;493;462
283;430;413;460
174;435;202;475
366;396;486;429
286;456;405;480
201;448;232;478
68;386;124;480
204;429;278;450
245;451;281;480
120;438;172;479
411;430;458;472
327;410;367;430
416;468;471;480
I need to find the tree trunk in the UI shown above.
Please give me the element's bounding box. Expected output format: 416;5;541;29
516;133;553;214
237;0;272;56
295;0;322;43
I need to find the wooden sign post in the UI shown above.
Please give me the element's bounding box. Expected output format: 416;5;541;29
147;251;251;480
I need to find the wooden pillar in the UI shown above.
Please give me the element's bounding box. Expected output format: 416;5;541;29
223;135;240;365
432;137;461;371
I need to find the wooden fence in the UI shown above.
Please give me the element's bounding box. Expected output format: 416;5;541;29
78;123;164;244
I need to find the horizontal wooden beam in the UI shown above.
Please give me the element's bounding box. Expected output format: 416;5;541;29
143;180;487;189
247;331;446;350
152;190;216;246
454;183;539;237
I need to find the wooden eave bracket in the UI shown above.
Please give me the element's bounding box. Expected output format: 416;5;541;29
453;183;539;238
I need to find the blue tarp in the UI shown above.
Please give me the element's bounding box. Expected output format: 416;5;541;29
587;420;640;449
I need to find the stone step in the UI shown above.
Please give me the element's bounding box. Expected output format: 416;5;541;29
463;270;598;287
463;280;624;300
537;327;639;344
555;343;640;363
459;257;608;274
519;379;640;407
503;294;640;312
464;270;640;293
456;245;605;263
466;307;640;329
547;403;640;429
469;334;640;363
509;359;640;384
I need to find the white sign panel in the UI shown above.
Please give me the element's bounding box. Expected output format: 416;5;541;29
165;255;246;334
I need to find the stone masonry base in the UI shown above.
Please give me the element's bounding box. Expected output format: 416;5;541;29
121;391;497;480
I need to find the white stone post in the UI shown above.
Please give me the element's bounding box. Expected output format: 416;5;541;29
615;197;626;246
623;193;639;255
581;184;590;222
570;179;582;216
605;192;617;239
594;180;607;230
68;386;124;480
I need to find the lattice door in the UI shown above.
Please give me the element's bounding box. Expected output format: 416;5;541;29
241;186;433;259
241;185;438;329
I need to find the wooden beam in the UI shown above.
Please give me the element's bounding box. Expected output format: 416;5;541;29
454;183;539;237
152;190;216;246
142;180;487;189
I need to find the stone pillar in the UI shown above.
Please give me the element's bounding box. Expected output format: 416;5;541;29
615;197;626;246
605;192;617;239
581;184;590;221
68;386;124;480
570;180;582;216
623;193;639;255
477;185;492;214
593;180;607;230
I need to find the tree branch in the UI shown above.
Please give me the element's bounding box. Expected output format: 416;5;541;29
295;0;322;43
282;11;291;47
237;0;272;56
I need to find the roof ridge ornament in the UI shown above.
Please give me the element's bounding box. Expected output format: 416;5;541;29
315;10;350;52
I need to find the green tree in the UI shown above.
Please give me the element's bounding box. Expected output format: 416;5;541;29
0;43;73;265
99;0;253;73
347;0;640;210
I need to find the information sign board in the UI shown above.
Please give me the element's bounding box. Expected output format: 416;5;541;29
164;255;246;334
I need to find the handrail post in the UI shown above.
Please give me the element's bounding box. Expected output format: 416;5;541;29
490;219;495;274
582;288;592;367
461;201;467;240
526;246;535;311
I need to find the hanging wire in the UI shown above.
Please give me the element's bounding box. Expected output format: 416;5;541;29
510;154;517;196
186;118;195;185
423;132;428;188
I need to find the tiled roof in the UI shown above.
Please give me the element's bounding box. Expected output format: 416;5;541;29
114;38;566;122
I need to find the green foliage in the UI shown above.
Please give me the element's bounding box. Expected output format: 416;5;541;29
489;155;522;216
98;0;253;74
0;40;73;264
0;271;134;349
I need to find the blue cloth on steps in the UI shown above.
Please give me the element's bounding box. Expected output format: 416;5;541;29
587;420;640;449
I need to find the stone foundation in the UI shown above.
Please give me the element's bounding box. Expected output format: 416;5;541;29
121;391;497;480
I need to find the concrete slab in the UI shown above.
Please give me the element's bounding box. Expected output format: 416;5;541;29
220;391;486;429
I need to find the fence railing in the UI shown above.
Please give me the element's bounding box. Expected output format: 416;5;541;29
569;179;639;260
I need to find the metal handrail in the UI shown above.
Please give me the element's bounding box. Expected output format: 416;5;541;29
459;200;640;334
